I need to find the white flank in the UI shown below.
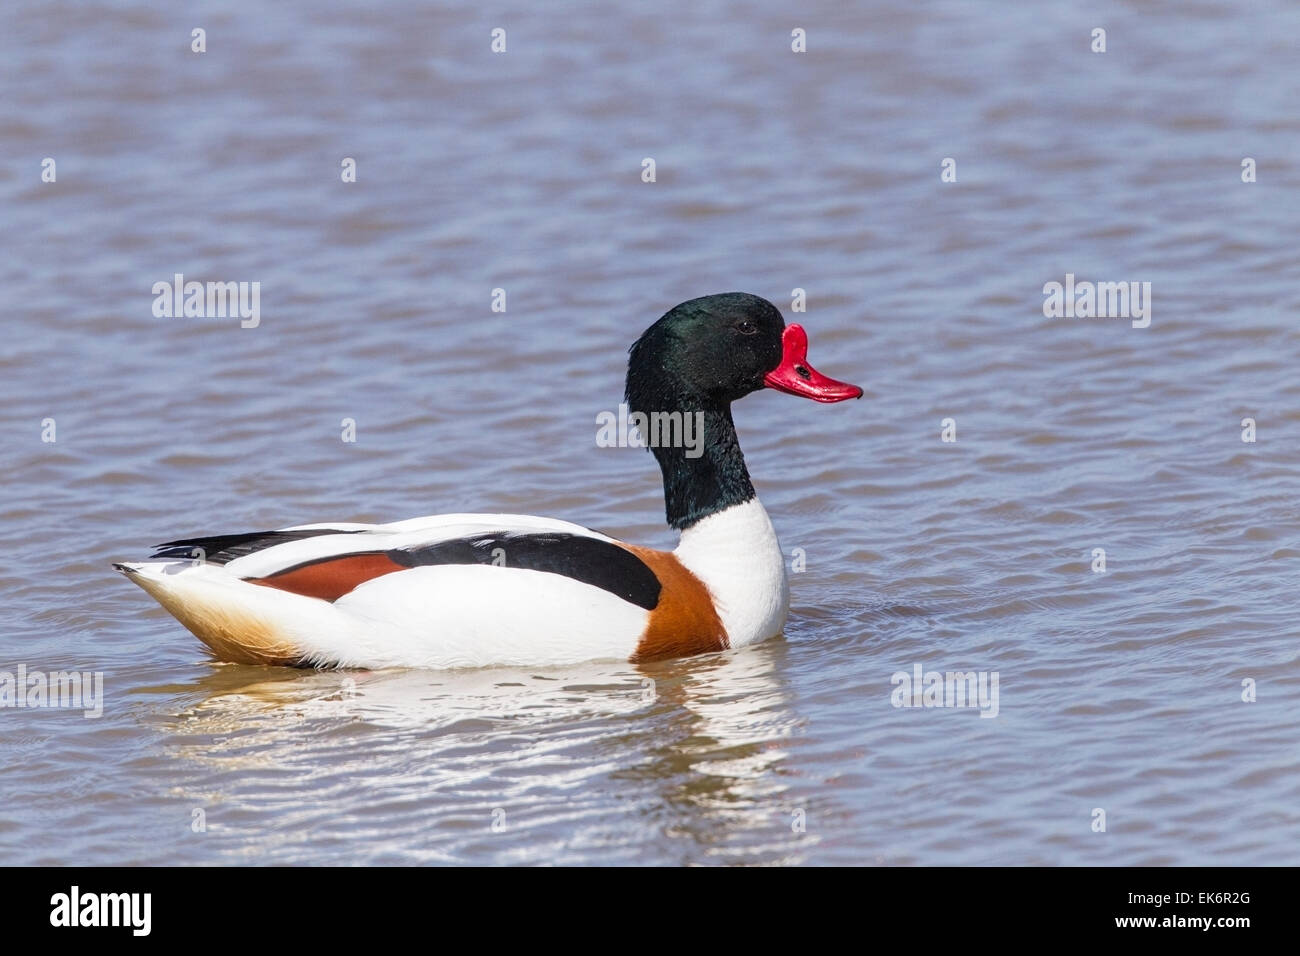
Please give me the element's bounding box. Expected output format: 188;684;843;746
328;565;646;669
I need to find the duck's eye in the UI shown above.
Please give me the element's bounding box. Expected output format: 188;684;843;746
736;321;758;335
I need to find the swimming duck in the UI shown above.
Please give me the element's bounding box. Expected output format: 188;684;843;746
115;292;861;669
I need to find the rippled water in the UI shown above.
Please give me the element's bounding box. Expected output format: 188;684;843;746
3;0;1299;865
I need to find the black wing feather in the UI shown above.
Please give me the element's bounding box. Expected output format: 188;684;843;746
151;528;361;564
389;532;662;611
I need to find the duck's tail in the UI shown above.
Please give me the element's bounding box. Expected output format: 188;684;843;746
114;561;318;666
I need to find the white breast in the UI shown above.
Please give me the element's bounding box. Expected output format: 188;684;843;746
672;498;789;648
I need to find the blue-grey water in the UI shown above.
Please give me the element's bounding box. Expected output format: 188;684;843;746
2;0;1299;865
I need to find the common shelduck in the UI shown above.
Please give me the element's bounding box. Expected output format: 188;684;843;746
115;293;862;669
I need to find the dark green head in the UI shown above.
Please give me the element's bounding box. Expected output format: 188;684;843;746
626;292;787;411
623;292;862;529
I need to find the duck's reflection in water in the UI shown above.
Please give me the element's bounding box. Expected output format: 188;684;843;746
157;639;807;863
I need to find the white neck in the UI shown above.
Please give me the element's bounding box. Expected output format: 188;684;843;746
673;498;789;648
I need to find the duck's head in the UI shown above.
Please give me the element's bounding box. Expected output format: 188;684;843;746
626;292;862;409
626;293;862;530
